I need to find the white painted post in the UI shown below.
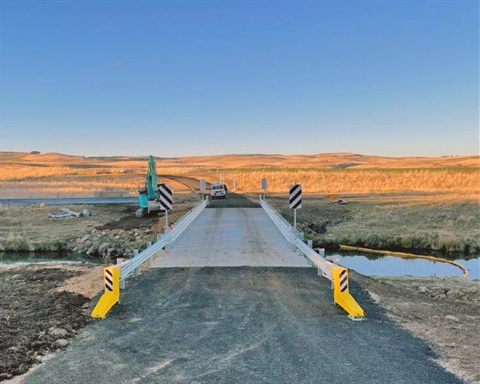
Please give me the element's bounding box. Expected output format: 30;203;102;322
134;249;140;276
117;258;126;289
306;240;315;266
200;179;206;200
294;209;297;230
147;241;153;266
261;177;268;199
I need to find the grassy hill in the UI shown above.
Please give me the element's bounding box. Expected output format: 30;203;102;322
1;151;478;169
0;151;478;198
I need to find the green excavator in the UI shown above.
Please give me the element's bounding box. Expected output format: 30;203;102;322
136;155;162;217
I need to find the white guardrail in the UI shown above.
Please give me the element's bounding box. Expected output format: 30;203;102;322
260;196;335;281
118;198;208;281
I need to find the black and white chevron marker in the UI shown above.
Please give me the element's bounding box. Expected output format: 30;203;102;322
105;268;113;292
339;269;349;292
159;184;173;211
289;184;302;209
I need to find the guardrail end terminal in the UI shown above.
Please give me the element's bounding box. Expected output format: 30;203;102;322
91;265;120;319
332;266;365;320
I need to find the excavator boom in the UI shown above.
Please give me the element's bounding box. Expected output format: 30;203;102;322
137;155;160;213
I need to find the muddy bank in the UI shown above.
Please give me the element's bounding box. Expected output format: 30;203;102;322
351;272;480;384
0;266;93;380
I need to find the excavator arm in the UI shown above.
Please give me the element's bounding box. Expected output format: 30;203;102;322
137;155;160;213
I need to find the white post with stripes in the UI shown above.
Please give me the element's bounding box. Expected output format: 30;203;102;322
289;184;302;230
159;184;173;231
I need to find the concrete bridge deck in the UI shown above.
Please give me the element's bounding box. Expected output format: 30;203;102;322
151;208;310;268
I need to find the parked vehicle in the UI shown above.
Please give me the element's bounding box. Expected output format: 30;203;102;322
210;182;228;199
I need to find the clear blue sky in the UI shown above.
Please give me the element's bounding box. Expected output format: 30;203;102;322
0;0;478;157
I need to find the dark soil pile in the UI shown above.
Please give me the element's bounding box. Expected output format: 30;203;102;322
96;205;160;231
0;268;89;380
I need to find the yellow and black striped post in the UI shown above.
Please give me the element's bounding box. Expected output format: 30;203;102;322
332;266;364;320
338;268;349;293
92;266;120;319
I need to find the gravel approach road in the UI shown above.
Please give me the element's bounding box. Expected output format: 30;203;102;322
18;267;464;384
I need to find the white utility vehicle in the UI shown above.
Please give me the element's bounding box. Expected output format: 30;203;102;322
210;182;228;199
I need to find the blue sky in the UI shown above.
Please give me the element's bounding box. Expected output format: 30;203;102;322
0;0;478;157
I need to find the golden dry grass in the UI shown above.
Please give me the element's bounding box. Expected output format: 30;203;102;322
225;169;480;194
0;152;478;198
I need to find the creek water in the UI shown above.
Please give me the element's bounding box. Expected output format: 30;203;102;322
1;251;478;280
330;251;480;280
0;252;101;266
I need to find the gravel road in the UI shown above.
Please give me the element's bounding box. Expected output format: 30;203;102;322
19;267;464;384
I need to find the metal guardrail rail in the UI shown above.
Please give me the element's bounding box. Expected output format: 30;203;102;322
260;196;365;320
92;198;208;318
118;198;208;279
260;197;335;280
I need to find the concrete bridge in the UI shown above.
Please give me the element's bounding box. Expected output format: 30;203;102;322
151;204;309;268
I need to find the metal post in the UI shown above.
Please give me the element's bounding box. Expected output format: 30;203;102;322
147;241;153;266
117;258;126;289
294;209;297;230
165;210;169;231
134;249;140;276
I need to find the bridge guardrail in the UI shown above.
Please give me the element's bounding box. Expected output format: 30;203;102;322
260;196;364;320
92;198;208;318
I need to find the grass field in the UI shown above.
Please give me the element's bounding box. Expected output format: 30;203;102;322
0;152;478;198
268;195;480;255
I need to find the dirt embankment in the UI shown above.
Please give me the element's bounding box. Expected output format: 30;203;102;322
0;266;96;380
352;273;480;384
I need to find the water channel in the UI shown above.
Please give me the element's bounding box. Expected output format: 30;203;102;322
330;251;479;280
0;252;101;266
1;251;478;280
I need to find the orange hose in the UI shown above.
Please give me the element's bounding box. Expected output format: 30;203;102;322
339;245;469;278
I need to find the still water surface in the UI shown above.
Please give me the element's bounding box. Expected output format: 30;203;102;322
0;252;100;266
331;252;479;280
